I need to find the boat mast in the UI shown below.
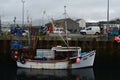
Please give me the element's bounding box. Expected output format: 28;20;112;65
21;0;25;28
42;11;46;26
64;5;69;47
13;17;16;26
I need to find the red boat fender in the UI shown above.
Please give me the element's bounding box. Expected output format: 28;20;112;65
76;57;80;63
14;55;18;59
114;36;120;43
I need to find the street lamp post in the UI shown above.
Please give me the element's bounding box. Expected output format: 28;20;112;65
107;0;109;29
0;16;1;34
106;0;110;39
21;0;25;27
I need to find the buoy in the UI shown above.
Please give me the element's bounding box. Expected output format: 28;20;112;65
114;36;120;43
15;51;18;54
76;57;80;63
14;55;18;59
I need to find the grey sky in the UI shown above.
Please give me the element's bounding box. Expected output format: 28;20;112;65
0;0;120;24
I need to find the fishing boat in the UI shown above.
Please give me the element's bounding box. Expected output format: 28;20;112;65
11;41;96;69
10;6;96;69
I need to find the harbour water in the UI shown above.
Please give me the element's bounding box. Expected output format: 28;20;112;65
0;64;120;80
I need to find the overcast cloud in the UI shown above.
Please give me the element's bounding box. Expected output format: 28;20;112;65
0;0;120;25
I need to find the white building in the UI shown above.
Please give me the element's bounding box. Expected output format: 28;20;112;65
76;19;86;29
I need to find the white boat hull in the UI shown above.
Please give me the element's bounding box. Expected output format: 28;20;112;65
17;51;96;69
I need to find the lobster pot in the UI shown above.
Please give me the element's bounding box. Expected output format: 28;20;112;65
36;49;54;59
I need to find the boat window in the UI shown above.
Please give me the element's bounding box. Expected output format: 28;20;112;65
56;29;59;31
55;51;78;60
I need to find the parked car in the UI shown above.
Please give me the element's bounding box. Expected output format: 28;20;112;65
53;27;65;34
80;26;100;35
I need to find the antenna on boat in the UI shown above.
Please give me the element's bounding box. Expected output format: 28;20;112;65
27;10;31;47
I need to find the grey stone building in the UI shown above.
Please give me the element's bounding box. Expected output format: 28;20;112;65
48;18;79;33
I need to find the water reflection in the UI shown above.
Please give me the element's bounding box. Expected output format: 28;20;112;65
1;64;120;80
17;68;95;80
0;64;17;80
94;67;120;80
0;64;94;80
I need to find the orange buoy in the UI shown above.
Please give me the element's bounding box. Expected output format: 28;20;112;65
76;57;80;63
